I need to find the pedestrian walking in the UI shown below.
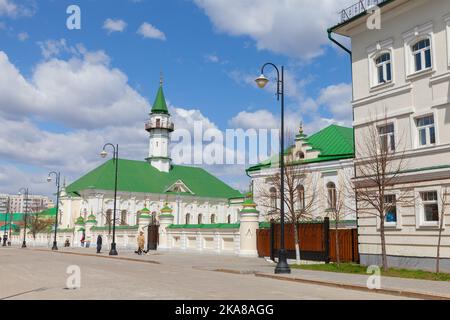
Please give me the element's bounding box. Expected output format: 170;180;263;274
135;231;145;255
80;232;85;247
96;234;102;253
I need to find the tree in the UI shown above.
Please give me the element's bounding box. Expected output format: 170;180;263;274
436;187;449;274
326;175;351;266
27;208;53;239
256;157;319;265
353;115;409;271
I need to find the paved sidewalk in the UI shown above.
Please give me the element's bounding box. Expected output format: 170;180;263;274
29;247;450;299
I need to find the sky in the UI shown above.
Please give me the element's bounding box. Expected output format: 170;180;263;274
0;0;355;198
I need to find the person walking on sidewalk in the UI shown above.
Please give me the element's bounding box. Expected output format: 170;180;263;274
96;234;102;253
135;231;145;255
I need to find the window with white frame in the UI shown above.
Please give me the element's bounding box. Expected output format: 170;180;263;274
412;38;432;72
327;182;337;210
420;191;439;223
384;194;397;225
416;115;436;147
269;187;277;211
375;53;392;84
297;185;305;210
378;123;395;152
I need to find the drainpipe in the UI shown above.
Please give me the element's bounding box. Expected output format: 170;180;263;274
327;29;352;57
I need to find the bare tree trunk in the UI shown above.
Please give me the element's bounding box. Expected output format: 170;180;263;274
294;221;301;265
335;216;340;266
436;208;445;273
379;218;388;271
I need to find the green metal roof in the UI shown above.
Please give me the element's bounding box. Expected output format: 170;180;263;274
151;85;169;114
66;159;243;199
247;125;354;172
39;207;57;217
0;213;24;222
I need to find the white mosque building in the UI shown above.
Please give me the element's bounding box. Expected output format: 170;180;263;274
58;80;245;232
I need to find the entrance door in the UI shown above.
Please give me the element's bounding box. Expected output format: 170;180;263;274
147;223;159;251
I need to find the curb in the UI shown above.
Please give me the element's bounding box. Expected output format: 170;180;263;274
32;248;161;265
253;272;450;300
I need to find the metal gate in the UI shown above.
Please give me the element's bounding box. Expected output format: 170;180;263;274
147;217;159;251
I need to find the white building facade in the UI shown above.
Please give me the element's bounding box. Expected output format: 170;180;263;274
330;0;450;271
248;124;356;224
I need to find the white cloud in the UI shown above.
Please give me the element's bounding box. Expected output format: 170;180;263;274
229;110;278;130
17;31;28;41
137;22;166;41
0;0;36;18
317;83;352;123
194;0;353;60
205;53;219;63
0;0;17;17
103;18;127;34
0;48;147;129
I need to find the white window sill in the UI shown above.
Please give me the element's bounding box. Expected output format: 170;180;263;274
370;81;395;92
406;68;435;81
415;143;437;150
416;223;440;229
377;223;402;231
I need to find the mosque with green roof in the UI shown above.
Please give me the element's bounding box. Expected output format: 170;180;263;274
58;80;244;232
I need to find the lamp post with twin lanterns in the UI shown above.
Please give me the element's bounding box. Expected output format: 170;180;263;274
100;143;119;256
18;187;29;248
47;171;61;250
255;63;291;274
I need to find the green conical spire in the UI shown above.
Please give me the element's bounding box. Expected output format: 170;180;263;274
151;77;169;114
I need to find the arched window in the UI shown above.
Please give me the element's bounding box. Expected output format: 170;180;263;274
375;52;392;84
269;187;277;211
327;182;337;210
210;214;216;224
227;214;231;224
198;214;203;224
106;209;112;226
412;38;431;72
120;210;127;225
185;213;190;225
297;185;305;210
296;151;305;160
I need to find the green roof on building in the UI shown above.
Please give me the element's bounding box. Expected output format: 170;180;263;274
151;85;169;114
39;207;57;217
0;213;24;222
66;159;243;199
247;124;354;172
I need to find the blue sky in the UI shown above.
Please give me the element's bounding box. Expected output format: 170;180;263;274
0;0;354;196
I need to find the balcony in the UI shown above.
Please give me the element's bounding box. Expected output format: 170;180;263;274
145;120;174;132
339;0;388;24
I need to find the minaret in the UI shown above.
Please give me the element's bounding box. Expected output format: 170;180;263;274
145;75;174;172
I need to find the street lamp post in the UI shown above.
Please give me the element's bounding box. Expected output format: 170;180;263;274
18;188;29;248
2;196;9;246
8;197;12;246
47;171;61;250
255;63;291;274
100;143;119;256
